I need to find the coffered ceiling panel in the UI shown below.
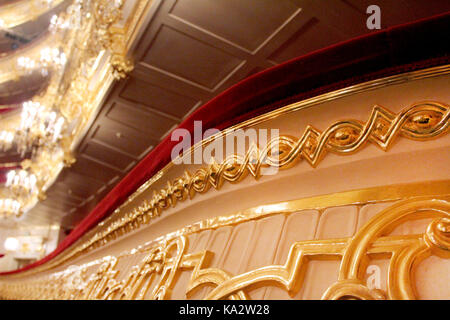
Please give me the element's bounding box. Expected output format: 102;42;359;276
8;0;448;230
56;171;105;199
80;141;136;172
39;199;75;213
45;188;82;207
50;181;88;202
90;118;156;158
119;78;198;119
70;155;120;184
142;25;244;89
105;101;178;138
169;0;300;52
268;17;347;63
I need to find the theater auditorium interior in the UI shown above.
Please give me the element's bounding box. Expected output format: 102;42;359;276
0;0;448;301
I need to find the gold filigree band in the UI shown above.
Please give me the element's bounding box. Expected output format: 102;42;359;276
2;98;448;277
1;190;448;300
82;101;449;254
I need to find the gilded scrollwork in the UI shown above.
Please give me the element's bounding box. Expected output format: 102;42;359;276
0;100;447;277
1;195;448;300
110;54;134;79
80;101;449;258
425;217;450;258
323;198;450;300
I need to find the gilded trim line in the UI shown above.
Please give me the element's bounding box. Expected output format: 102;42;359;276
87;101;449;249
3;67;449;276
1;193;449;299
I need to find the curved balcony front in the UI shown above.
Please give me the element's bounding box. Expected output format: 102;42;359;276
0;10;448;301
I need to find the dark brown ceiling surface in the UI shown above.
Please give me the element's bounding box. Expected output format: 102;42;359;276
18;0;450;228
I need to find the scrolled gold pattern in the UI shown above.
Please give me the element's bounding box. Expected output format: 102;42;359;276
3;101;447;274
424;217;450;258
0;96;447;281
84;101;449;254
38;68;447;272
1;195;449;300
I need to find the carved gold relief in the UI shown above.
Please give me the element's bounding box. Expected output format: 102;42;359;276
2;96;448;278
78;101;449;257
1;189;449;300
110;54;134;79
0;61;448;297
324;198;450;300
26;67;444;271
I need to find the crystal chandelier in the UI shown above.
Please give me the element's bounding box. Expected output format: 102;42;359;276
16;100;66;156
1;170;36;218
6;170;38;198
16;46;67;77
49;0;84;33
1;0;126;219
0;130;14;152
1;100;66;218
0;198;21;218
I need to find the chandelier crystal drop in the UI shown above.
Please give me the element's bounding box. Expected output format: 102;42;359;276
40;47;67;68
49;0;85;33
16;47;67;77
6;170;38;197
0;130;14;152
15;100;67;157
0;198;21;218
16;56;36;70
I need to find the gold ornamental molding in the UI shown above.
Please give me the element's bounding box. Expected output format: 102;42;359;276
200;198;450;300
0;67;448;279
0;187;448;300
79;100;449;251
90;65;450;238
6;101;450;276
6;98;448;276
14;180;450;277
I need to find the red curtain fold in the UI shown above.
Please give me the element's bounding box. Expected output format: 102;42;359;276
1;11;449;275
0;107;17;114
